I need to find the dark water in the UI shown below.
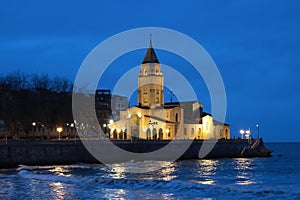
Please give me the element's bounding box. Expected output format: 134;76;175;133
0;143;299;199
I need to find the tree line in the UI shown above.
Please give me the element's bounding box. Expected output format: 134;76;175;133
0;71;74;139
0;71;72;93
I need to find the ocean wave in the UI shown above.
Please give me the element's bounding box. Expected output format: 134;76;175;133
14;162;300;199
18;169;80;184
16;164;96;172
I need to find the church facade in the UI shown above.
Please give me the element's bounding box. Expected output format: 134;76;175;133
109;40;230;140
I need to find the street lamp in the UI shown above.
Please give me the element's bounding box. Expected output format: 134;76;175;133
56;127;63;140
245;129;251;139
256;124;260;138
103;124;107;137
245;129;251;143
240;129;245;139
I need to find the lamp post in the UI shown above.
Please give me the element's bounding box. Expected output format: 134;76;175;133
245;129;251;139
240;129;245;139
256;124;260;139
245;129;251;143
56;127;63;140
103;124;107;138
70;123;75;140
32;122;36;139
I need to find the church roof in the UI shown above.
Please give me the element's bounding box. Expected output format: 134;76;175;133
142;39;159;64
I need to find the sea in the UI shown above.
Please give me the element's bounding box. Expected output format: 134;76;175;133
0;143;299;200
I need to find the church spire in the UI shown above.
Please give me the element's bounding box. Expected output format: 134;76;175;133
142;34;159;64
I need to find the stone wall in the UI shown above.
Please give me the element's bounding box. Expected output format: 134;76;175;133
0;139;260;169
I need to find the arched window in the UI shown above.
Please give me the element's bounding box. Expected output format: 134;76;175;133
159;128;163;140
153;128;157;140
198;128;202;139
124;129;127;140
113;129;117;139
119;130;123;140
146;128;151;140
175;113;178;122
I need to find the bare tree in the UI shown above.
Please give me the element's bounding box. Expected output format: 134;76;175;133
31;73;51;91
51;76;72;93
4;71;30;90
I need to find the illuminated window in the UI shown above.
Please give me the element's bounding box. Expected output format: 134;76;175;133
144;99;148;103
156;89;159;94
144;90;148;94
155;97;159;103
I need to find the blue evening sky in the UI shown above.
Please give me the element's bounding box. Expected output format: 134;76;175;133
0;1;299;142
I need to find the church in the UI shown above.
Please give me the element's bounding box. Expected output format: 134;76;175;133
109;40;230;140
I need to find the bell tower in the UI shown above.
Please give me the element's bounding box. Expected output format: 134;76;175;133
138;38;164;107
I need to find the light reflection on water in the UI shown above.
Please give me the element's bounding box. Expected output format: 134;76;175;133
195;159;219;185
156;162;177;181
49;166;72;177
233;158;256;185
49;182;67;200
108;161;175;179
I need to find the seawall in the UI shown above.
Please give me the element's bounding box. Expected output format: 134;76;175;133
0;139;271;169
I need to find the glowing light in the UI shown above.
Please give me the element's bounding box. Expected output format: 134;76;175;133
56;127;63;140
137;112;142;118
234;158;256;185
159;162;177;181
240;129;245;139
49;182;67;199
32;122;36;126
56;127;63;133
